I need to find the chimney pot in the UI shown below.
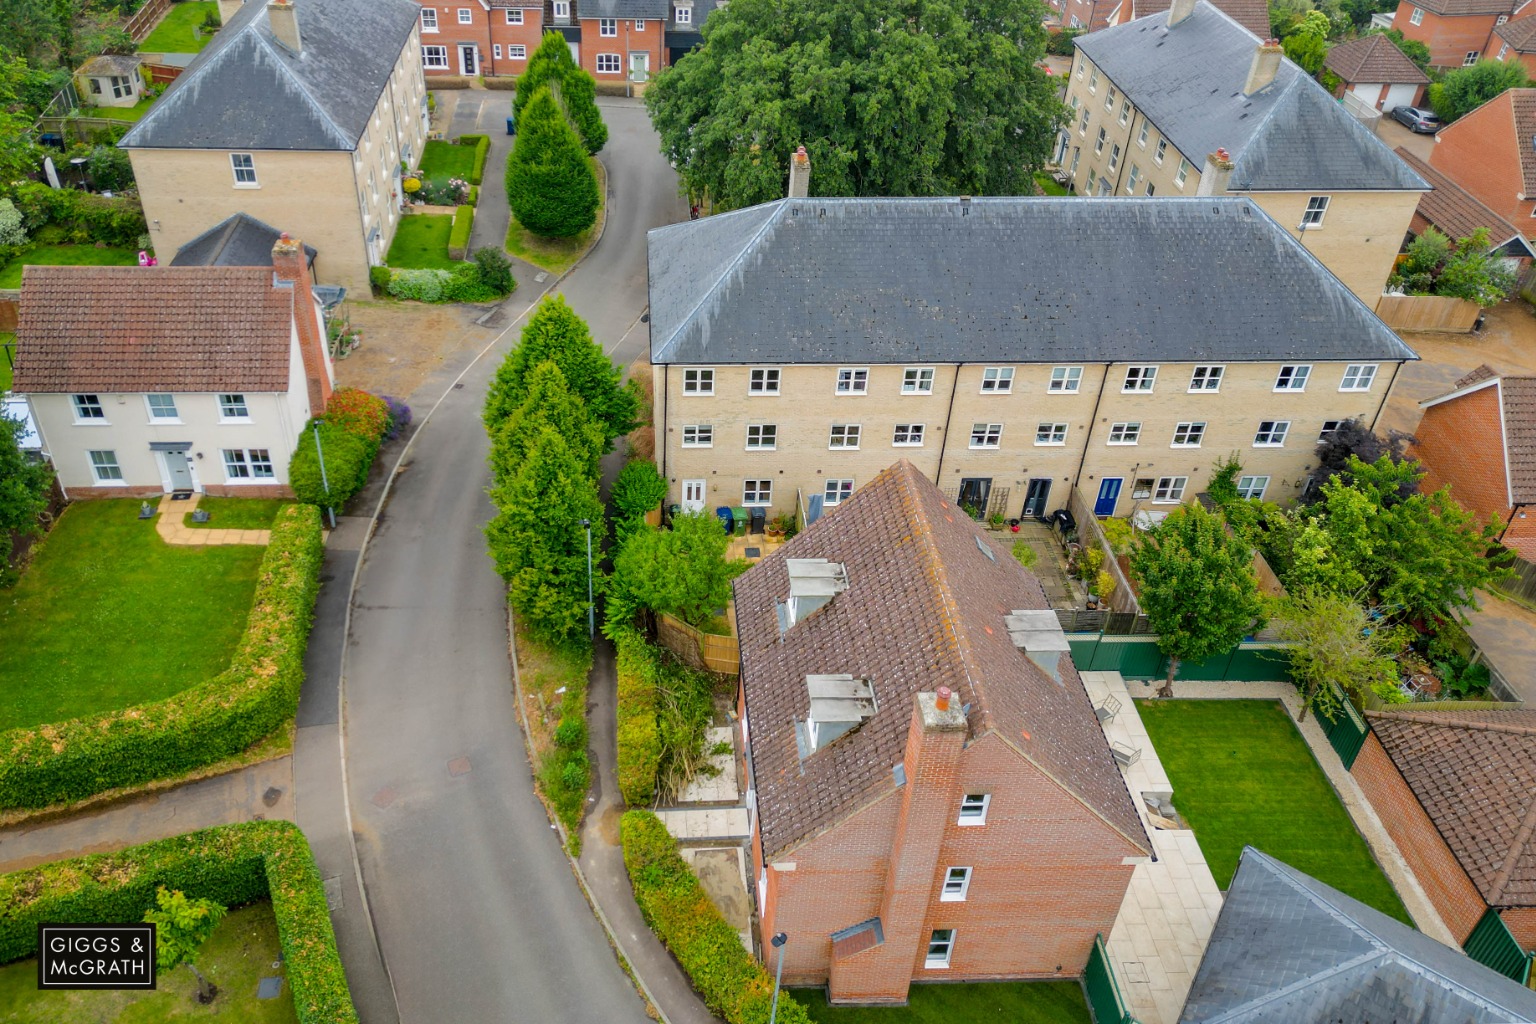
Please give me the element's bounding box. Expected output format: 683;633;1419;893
1197;147;1235;196
787;146;812;199
936;686;952;711
267;0;302;54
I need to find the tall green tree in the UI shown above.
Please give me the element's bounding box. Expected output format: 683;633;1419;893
506;86;600;238
1284;31;1328;74
514;33;607;153
489;361;606;484
142;887;226;1004
484;295;636;448
0;0;61;66
513;32;575;121
644;0;1065;209
1275;589;1408;721
1430;59;1530;122
0;413;53;587
0;57;44;183
606;513;747;632
1131;503;1264;697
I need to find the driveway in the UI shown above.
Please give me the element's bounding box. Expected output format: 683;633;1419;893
1375;113;1435;164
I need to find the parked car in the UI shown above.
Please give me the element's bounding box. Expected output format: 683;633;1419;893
1392;105;1441;133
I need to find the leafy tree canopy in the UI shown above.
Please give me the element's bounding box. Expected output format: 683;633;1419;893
1275;588;1409;720
489;361;606;485
514;32;606;153
1430;59;1530;122
143;887;226;1003
607;514;748;631
1375;28;1431;71
1284;30;1328;73
1301;418;1416;505
644;0;1065;209
0;412;53;587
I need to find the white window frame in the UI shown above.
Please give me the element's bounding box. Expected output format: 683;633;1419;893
1171;422;1205;447
1155;138;1167;164
1175;158;1191;189
73;393;106;422
1089;69;1099;93
1131;478;1154;500
230;153;258;187
969;423;1002;449
893;423;925;446
1123;365;1157;392
1275;364;1311;391
940;867;973;902
829;424;861;449
1236;475;1270;500
682;424;713;447
146;393;179;422
1189;365;1223;391
599;16;617;34
674;4;692;22
423;45;449;69
1127;164;1141;193
596;53;621;73
1049;366;1083;393
1078;107;1090;135
926;929;956;969
980;367;1014;393
1154;476;1187;503
1409;5;1423;23
1095;126;1106;155
1118;98;1130;126
1254;420;1291;447
1146;183;1156;197
748;367;780;395
508;44;526;58
902;367;936;394
824;479;855;506
743;479;772;506
218;393;251;421
1108;422;1141;445
421;7;439;30
958;793;990;825
836;367;869;394
1464;51;1480;65
746;424;777;450
1108;143;1121;174
1319;420;1343;441
223;448;275;481
1137;122;1149;147
458;7;473;23
553;0;570;17
683;368;714;394
89;449;124;483
635;19;646;30
1035;422;1068;446
1105;86;1117;112
506;7;523;23
1340;363;1377;391
1302;195;1330;227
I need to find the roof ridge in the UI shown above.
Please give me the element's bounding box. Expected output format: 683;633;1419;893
1488;793;1536;903
1367;709;1536;737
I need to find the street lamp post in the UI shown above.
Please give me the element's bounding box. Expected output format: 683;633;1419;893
313;422;336;529
580;518;594;639
769;932;788;1024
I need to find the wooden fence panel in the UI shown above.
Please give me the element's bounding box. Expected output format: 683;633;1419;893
656;613;738;675
0;299;17;332
125;0;171;42
140;62;183;85
1373;294;1482;333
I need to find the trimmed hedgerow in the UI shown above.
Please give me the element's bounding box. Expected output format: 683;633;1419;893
0;821;358;1024
288;421;371;509
622;810;813;1024
460;133;491;184
615;631;662;806
0;506;323;809
448;204;475;260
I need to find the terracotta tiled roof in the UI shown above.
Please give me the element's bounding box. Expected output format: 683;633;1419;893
13;266;295;394
1509;90;1536;197
1456;363;1500;389
1499;376;1536;503
734;460;1150;860
1367;708;1536;905
1131;0;1271;39
1496;13;1536;52
1394;148;1528;250
1413;0;1515;16
1324;35;1429;85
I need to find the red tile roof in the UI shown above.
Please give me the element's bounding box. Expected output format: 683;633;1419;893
13;266;295;394
734;460;1149;860
1368;709;1536;906
1324;35;1429;85
1496;10;1536;50
1132;0;1271;40
1413;0;1515;16
1394;148;1526;249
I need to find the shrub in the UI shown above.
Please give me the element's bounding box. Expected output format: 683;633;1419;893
289;421;371;509
325;388;391;454
443;261;503;303
448;204;475;259
613;459;668;524
615;631;662;805
86;144;135;193
622;811;814;1024
473;246;514;295
387;267;451;302
1046;27;1082;55
369;265;393;294
8;181;146;245
0;198;26;247
0;821;357;1024
460;133;491;184
506;87;600;238
382;396;412;440
0;507;323;809
1012;538;1038;569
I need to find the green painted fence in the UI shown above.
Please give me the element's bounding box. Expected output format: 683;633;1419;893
1084;933;1136;1024
1464;908;1534;985
1318;684;1369;769
1067;635;1291;683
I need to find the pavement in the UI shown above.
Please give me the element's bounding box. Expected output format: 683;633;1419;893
1458;590;1536;704
442;90;517;259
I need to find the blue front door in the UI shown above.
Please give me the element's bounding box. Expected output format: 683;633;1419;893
1095;478;1123;517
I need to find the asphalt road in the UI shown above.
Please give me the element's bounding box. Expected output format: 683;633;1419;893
332;97;683;1023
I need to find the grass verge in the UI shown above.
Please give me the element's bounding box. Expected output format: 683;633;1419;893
1034;172;1070;197
1137;698;1411;923
185;498;291;530
384;215;457;270
81;95;157;121
138;1;220;52
0;902;298;1023
514;621;592;855
0;500;266;732
792;982;1092;1023
504;158;606;275
0;244;139;288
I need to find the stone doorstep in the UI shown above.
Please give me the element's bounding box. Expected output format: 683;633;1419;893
653;806;750;842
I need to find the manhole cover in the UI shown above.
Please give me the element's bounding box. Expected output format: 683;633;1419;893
323;875;342;912
448;756;472;777
371;787;397;809
257;977;284;999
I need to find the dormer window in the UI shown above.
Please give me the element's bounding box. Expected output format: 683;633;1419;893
777;558;849;632
797;674;877;756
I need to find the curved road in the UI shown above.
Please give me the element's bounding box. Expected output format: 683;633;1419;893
331;98;685;1023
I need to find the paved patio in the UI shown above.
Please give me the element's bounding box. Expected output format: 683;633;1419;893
155;493;270;546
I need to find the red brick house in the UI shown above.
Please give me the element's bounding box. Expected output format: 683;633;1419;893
1323;33;1429;111
733;460;1149;1005
1351;709;1536;957
1431;88;1536;234
1392;0;1522;69
1394;148;1536;260
576;0;666;83
1413;365;1536;561
1494;10;1536;70
417;0;547;77
1059;0;1266;35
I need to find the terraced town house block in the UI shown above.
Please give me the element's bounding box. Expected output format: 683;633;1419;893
415;0;547;78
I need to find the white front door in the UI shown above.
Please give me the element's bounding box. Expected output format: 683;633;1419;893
161;451;194;492
629;51;650;80
682;479;705;513
567;41;580;64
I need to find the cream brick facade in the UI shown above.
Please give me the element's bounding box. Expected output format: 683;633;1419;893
654;359;1400;521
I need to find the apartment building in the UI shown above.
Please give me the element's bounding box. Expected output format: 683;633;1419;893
1065;0;1428;306
646;196;1417;524
735;460;1149;1002
121;0;429;294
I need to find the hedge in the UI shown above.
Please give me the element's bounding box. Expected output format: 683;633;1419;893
621;811;814;1024
461;133;491;184
372;263;507;304
7;180;147;246
0;506;323;809
0;821;358;1024
288;421;372;509
449;204;475;260
615;632;662;805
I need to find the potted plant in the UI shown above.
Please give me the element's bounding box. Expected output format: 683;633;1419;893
765;514;786;539
988;510;1006;530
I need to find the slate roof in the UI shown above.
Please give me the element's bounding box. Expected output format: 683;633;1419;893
1132;0;1270;40
1394;147;1536;257
171;213;318;268
12;266;295;393
647;197;1418;366
1368;709;1536;906
1324;34;1429;84
119;0;421;151
734;461;1150;861
579;0;668;19
1181;847;1536;1023
1075;3;1428;192
1496;14;1536;52
77;54;142;77
1423;372;1536;504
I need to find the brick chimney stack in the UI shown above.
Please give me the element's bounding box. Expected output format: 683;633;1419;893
1197;147;1235;196
787;146;811;199
267;0;302;54
1243;39;1284;96
1167;0;1197;27
271;233;332;416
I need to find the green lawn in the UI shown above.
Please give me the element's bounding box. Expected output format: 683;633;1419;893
0;902;298;1023
0;333;14;392
0;244;141;288
384;214;457;270
185;498;290;530
0;499;266;732
1034;172;1070;196
138;0;220;53
418;139;477;181
792;982;1090;1023
83;95;157;121
1137;699;1412;923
